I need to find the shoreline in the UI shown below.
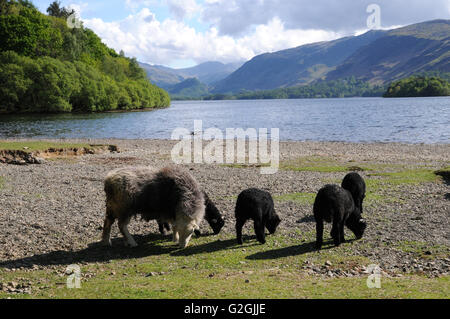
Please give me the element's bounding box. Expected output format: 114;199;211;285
1;137;449;145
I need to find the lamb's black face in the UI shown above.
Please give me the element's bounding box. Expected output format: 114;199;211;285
266;213;281;234
208;215;225;235
345;210;367;239
204;193;225;235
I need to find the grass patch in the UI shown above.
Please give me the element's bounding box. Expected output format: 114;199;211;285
368;169;440;185
274;192;316;205
0;141;93;152
0;235;450;299
0;234;448;299
0;176;4;190
278;156;386;173
394;241;450;260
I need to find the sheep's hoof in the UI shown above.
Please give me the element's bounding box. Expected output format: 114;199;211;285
101;240;112;247
125;241;138;248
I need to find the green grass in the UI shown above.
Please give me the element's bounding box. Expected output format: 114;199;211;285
0;176;4;190
0;141;93;152
0;234;448;299
393;241;450;260
368;169;440;185
280;156;351;173
274;192;316;205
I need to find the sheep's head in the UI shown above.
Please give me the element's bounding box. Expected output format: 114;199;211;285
266;212;281;234
204;192;225;235
345;208;367;239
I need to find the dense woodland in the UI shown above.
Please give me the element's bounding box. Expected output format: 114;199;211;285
384;74;450;98
201;78;386;101
200;74;450;101
0;0;170;114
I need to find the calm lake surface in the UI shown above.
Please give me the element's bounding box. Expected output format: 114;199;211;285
0;97;449;143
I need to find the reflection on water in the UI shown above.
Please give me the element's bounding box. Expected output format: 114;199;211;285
0;97;449;143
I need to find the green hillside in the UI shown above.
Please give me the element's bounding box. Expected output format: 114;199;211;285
327;20;450;84
167;78;209;99
212;30;386;93
0;0;170;114
213;20;449;94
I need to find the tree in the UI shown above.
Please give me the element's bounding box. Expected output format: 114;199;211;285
46;1;74;19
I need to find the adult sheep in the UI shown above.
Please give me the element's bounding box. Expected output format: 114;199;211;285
102;166;205;249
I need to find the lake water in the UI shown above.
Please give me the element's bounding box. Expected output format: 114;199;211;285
0;97;449;143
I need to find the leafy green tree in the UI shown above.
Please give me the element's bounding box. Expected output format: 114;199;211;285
384;76;450;97
0;1;170;114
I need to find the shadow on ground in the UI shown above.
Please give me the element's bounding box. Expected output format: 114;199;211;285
0;233;188;269
170;235;260;257
0;232;254;269
296;215;315;223
246;239;355;260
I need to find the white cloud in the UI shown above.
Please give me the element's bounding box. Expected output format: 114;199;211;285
166;0;201;20
82;0;449;67
83;9;341;66
201;0;450;35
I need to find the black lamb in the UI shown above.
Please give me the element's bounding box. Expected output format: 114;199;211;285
158;191;224;236
235;188;281;245
313;184;366;250
341;172;366;214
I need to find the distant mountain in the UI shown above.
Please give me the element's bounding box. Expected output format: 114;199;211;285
139;62;185;88
326;20;450;84
139;61;243;89
212;30;387;93
213;20;450;93
178;61;243;85
167;78;209;98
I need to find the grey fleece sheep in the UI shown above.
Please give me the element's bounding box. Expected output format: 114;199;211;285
102;166;205;248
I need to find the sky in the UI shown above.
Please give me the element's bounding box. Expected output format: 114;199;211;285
33;0;450;68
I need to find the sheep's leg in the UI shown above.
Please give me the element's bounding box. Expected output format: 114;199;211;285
315;218;324;250
172;223;180;243
178;222;195;249
254;219;266;244
101;214;115;247
194;224;201;237
158;221;169;235
118;217;138;247
236;218;246;245
331;220;341;247
339;221;345;243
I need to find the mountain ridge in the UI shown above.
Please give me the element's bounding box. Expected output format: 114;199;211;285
212;19;450;93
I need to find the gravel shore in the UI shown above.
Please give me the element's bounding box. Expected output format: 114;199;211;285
0;139;449;277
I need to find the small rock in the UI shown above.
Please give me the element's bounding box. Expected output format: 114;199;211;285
325;261;332;267
146;272;158;277
245;279;250;283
